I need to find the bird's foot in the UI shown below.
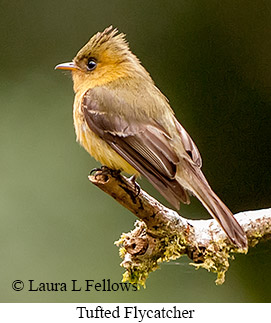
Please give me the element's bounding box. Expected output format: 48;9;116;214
128;174;141;197
89;166;121;179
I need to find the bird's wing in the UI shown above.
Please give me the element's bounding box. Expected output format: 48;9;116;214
82;87;190;208
174;119;202;168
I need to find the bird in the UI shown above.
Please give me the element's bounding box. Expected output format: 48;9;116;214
55;26;247;249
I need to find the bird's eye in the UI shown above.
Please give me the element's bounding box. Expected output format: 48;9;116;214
87;59;97;71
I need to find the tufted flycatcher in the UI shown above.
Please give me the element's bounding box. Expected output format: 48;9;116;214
55;26;247;248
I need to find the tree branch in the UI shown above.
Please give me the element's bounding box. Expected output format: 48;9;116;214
89;172;271;286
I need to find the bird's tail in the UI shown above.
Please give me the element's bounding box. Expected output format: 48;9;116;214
177;159;248;249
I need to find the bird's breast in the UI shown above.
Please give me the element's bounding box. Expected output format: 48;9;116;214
73;93;139;175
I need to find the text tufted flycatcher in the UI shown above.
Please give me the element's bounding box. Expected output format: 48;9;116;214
55;26;247;248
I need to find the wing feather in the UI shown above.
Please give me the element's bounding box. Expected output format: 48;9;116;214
82;88;190;208
174;119;202;167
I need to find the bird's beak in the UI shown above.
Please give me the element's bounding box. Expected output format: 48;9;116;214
55;61;77;71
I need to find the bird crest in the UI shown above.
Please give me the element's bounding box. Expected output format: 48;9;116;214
75;26;130;61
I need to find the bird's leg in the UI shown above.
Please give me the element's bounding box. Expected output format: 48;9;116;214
100;165;121;177
128;174;141;197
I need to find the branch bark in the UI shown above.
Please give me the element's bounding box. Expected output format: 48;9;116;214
89;171;271;286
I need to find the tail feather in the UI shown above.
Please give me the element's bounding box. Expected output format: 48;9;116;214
194;187;247;248
135;162;190;209
177;160;248;249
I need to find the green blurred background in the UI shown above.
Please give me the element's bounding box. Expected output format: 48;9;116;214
0;0;270;302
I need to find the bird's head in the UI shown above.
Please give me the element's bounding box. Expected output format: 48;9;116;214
55;26;150;93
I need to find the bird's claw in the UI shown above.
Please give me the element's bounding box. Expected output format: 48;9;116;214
89;167;102;176
128;175;141;197
90;167;140;196
89;166;121;179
